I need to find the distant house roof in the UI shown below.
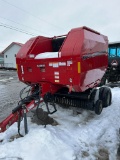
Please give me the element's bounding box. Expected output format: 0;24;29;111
1;42;23;54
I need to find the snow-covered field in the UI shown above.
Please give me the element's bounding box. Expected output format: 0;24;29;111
0;71;120;160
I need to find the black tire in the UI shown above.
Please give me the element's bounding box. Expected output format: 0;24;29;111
94;100;103;115
99;87;112;107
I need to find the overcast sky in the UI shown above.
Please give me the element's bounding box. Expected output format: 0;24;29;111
0;0;120;51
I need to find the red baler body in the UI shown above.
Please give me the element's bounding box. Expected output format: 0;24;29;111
16;26;108;95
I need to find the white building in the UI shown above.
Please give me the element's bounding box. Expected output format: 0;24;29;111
0;53;4;67
2;42;23;68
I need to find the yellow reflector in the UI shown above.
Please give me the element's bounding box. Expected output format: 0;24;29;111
78;62;81;73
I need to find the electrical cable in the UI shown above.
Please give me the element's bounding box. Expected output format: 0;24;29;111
19;84;40;103
19;84;47;126
0;16;52;36
15;84;40;136
1;0;65;31
0;22;37;36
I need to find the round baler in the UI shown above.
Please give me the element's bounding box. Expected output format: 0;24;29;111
16;26;112;115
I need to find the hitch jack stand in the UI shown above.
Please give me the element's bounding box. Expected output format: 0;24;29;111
18;105;28;137
23;105;28;135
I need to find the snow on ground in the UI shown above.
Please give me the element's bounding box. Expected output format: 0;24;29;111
0;77;13;82
0;87;120;160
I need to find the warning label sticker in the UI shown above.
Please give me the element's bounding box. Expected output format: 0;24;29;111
59;62;66;66
55;79;59;83
54;72;59;75
53;62;59;68
55;75;59;79
67;60;72;66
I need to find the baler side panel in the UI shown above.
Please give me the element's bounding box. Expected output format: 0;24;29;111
17;37;39;59
29;37;53;56
78;29;108;90
60;29;84;57
16;36;52;60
